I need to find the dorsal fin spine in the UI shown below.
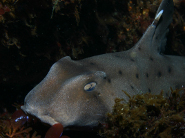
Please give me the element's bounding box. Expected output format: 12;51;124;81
152;10;164;26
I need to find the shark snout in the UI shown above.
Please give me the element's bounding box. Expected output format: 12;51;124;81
21;101;59;126
21;101;40;118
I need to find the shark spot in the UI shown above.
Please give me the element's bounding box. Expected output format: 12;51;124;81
90;62;95;65
150;57;154;61
157;71;162;77
130;58;135;62
115;55;120;58
103;76;107;80
136;73;139;79
97;92;101;96
148;88;151;93
93;94;99;99
138;47;141;51
146;73;149;78
168;66;172;73
118;70;122;75
108;79;111;83
157;47;160;52
130;85;134;89
111;92;115;96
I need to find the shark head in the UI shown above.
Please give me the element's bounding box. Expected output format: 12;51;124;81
21;56;115;127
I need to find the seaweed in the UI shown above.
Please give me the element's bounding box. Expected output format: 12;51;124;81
0;105;70;138
99;88;185;138
0;108;41;138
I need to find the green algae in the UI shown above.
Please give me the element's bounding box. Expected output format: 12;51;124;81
99;88;185;138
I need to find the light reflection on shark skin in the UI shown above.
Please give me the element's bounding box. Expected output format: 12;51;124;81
21;0;185;128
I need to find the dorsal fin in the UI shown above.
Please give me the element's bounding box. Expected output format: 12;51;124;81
131;0;174;54
152;0;174;53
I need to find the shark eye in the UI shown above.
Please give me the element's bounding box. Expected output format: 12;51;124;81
84;82;96;92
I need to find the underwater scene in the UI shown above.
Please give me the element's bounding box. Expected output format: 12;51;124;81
0;0;185;137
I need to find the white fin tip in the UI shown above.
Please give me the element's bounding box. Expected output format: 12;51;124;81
152;10;164;26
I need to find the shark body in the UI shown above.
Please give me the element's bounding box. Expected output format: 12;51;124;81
21;0;185;128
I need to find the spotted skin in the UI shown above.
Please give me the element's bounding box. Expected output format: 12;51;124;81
21;0;185;128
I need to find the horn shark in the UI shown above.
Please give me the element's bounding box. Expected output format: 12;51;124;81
21;0;185;128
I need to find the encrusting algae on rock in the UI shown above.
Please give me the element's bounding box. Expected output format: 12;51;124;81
99;88;185;138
